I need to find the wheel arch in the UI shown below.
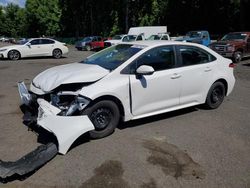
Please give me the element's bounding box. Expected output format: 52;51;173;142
89;95;125;120
8;49;21;59
212;78;228;95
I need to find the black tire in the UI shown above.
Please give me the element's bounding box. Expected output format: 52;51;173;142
204;82;225;109
83;100;120;139
8;50;20;60
52;49;62;59
233;51;242;63
86;45;91;51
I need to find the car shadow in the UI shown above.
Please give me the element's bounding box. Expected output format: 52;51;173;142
118;106;199;130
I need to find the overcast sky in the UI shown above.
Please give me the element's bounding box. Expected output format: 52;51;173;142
0;0;26;7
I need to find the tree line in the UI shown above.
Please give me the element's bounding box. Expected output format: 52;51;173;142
0;0;249;38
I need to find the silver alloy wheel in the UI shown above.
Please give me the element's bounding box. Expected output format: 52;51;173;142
53;49;62;59
8;50;20;60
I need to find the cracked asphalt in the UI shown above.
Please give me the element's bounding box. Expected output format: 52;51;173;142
0;42;250;188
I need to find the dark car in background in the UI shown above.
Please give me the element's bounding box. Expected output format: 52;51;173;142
75;36;103;51
210;32;250;62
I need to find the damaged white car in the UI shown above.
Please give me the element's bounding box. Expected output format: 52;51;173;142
18;41;235;155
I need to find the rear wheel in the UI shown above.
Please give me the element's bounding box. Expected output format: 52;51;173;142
8;50;20;60
53;49;62;59
82;100;120;139
233;51;242;63
204;82;225;109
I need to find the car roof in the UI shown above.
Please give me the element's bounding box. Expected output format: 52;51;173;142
29;38;55;40
122;40;204;48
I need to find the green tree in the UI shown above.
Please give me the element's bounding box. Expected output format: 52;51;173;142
26;0;61;37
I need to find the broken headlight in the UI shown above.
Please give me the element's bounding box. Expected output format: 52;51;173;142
50;93;90;116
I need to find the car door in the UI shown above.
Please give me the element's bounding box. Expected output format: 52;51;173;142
40;39;56;56
176;45;217;105
129;45;181;117
22;39;42;57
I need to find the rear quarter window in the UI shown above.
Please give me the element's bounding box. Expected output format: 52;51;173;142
178;46;216;67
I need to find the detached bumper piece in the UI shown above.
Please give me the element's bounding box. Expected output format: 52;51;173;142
0;143;57;179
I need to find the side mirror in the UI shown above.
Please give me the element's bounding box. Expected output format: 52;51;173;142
26;42;31;47
136;65;155;76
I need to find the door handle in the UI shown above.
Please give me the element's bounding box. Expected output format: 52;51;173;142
171;73;181;79
204;67;212;72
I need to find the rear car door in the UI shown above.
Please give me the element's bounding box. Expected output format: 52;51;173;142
176;45;217;105
40;39;56;56
129;45;181;116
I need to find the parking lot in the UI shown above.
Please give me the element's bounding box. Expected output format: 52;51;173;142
0;42;250;188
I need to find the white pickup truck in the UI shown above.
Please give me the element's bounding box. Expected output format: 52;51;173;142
105;26;168;47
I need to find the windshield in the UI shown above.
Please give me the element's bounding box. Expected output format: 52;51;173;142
221;33;247;41
81;44;144;71
82;37;92;42
112;35;122;40
186;31;202;38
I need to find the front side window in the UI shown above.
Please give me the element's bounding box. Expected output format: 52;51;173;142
30;39;40;45
129;46;175;74
81;44;144;71
178;46;216;66
136;35;143;41
186;31;202;38
161;35;169;40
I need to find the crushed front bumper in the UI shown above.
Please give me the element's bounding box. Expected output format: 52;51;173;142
17;82;95;155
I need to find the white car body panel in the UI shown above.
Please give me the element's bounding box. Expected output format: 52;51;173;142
37;99;94;154
0;38;68;59
129;70;180;116
105;39;123;45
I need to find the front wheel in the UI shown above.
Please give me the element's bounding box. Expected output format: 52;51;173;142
204;82;225;109
82;100;120;139
8;50;20;60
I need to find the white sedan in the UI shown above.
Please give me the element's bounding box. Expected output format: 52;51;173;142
18;41;235;154
0;38;68;60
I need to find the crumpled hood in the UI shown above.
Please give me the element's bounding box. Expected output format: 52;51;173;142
32;63;109;93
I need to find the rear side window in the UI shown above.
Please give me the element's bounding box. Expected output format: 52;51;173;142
41;39;55;44
178;46;216;66
129;46;175;73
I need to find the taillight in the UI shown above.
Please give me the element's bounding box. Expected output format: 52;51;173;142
229;63;236;68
